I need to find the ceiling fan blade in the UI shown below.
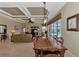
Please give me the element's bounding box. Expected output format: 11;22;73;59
28;18;34;23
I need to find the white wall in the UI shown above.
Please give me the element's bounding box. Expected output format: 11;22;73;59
60;2;79;56
0;16;22;39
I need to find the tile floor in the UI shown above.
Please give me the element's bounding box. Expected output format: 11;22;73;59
0;39;75;57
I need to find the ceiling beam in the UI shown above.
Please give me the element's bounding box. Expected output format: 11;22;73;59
23;7;31;18
18;7;30;18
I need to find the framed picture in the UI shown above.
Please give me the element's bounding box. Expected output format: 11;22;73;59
67;14;79;31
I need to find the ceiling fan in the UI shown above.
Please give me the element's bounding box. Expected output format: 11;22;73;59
22;18;34;23
28;18;34;23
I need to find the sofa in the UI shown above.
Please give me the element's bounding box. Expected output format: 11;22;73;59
11;33;32;43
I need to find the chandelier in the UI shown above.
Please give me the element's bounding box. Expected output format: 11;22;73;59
42;2;48;26
41;2;48;37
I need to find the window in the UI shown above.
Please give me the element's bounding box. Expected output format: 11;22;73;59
41;26;46;33
49;20;61;37
0;24;7;34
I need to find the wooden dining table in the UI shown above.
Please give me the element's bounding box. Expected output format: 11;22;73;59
33;37;67;57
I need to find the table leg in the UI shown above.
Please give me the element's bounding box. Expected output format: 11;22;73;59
40;49;43;57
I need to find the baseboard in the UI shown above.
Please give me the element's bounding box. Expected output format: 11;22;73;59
65;50;76;57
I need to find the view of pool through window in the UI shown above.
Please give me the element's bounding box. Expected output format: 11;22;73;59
49;20;61;37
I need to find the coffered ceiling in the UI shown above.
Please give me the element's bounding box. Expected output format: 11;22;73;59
27;7;47;15
0;7;25;15
0;2;66;23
